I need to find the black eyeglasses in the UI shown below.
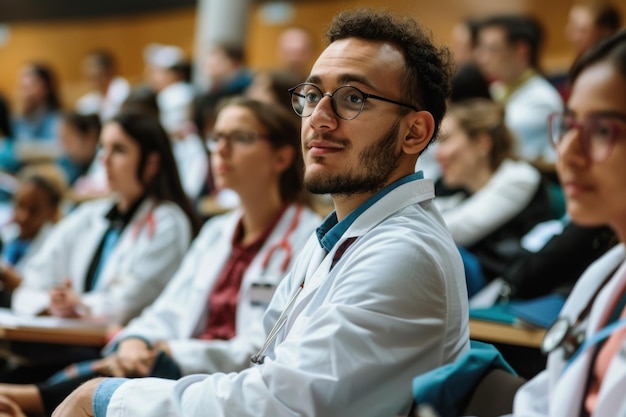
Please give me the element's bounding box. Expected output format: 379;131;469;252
548;112;626;163
288;83;419;120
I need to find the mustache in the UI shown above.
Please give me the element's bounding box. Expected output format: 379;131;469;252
304;133;351;148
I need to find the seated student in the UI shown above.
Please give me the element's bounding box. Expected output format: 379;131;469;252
75;49;130;122
435;98;554;288
52;8;469;417
4;110;199;383
500;220;616;300
246;69;303;113
0;169;64;305
511;29;626;417
11;63;62;142
56;112;101;187
0;96;322;417
413;30;626;417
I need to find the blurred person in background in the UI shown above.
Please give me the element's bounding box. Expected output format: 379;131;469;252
246;69;303;114
144;44;207;201
276;26;315;80
0;168;64;307
75;49;130;122
11;63;62;142
435;99;553;293
57;112;101;187
475;15;563;163
566;0;622;58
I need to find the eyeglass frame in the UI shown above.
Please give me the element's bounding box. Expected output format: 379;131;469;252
205;130;270;152
287;82;420;120
547;111;626;163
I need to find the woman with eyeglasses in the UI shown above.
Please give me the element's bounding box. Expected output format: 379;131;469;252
433;98;554;294
2;111;198;384
511;30;626;417
0;97;321;417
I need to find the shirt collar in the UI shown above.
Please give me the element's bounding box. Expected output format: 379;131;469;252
316;171;424;252
104;195;146;231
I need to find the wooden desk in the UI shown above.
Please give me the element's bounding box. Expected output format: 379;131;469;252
0;309;110;347
0;324;108;347
470;319;546;348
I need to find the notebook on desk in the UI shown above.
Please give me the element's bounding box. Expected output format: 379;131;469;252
469;294;566;329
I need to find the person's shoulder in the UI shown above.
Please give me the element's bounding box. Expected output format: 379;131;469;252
521;75;563;103
150;200;191;226
494;159;540;182
74;197;115;214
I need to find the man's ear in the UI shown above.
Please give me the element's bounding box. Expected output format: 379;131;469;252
402;111;435;155
143;152;161;183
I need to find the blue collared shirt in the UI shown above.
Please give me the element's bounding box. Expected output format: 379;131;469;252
92;171;425;416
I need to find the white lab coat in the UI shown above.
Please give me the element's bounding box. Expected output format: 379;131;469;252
100;178;470;417
12;198;192;325
107;203;321;375
513;244;626;417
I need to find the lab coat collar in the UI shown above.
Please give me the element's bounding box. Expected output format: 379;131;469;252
316;171;425;252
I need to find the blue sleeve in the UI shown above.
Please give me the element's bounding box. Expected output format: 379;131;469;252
94;378;129;417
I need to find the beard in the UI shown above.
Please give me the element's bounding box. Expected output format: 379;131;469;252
304;119;402;196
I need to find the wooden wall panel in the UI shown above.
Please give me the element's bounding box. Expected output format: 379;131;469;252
0;7;196;110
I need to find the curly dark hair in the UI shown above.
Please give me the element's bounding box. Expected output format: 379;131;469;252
325;8;454;145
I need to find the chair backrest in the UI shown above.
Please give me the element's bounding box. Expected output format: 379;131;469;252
460;368;526;417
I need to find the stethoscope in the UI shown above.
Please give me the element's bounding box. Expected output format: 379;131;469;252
542;267;626;371
250;277;305;365
130;204;157;240
259;205;303;273
250;205;304;364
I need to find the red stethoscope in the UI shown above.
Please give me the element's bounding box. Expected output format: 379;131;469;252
131;206;157;240
260;205;303;273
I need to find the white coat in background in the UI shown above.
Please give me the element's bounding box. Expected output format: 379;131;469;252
107;203;321;375
12;198;192;325
513;244;626;417
101;178;470;417
171;133;209;200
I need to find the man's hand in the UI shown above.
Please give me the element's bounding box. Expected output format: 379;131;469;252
52;377;103;417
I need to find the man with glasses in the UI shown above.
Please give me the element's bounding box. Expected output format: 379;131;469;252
475;15;563;163
53;9;470;417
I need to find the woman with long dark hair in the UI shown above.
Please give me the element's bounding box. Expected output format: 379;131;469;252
4;110;198;383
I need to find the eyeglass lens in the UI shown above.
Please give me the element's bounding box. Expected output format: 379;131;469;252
550;113;617;162
290;84;366;120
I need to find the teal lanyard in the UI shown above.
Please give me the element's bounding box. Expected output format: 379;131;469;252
562;287;626;374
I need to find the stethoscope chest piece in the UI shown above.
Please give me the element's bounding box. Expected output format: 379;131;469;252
542;317;570;355
542;317;586;359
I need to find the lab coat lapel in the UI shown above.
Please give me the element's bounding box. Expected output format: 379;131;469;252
185;211;241;336
73;207;110;291
593;339;626;416
549;252;626;417
93;199;152;290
